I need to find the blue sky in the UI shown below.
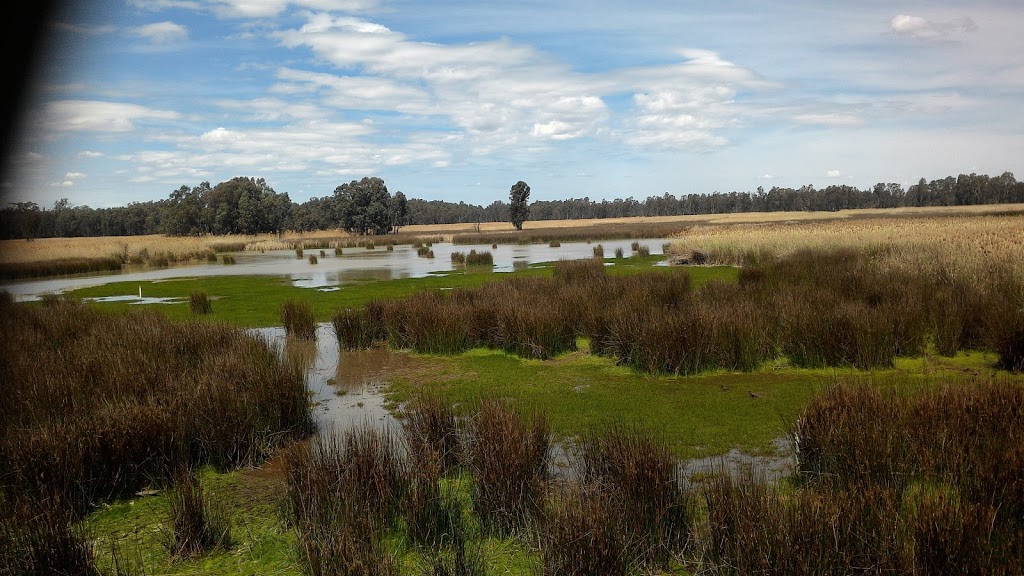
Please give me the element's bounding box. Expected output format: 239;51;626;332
6;0;1024;208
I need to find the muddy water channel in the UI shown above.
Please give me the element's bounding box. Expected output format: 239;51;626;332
3;237;669;301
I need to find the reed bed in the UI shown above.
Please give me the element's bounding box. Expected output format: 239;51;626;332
0;256;123;280
333;246;1023;374
0;298;312;524
669;213;1024;278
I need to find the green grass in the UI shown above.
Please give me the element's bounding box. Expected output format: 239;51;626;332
65;258;736;328
88;466;301;575
385;344;1011;460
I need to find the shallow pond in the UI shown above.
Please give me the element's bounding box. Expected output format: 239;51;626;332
2;238;669;301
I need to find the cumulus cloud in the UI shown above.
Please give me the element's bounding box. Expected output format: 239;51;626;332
77;150;104;158
41;100;181;132
128;21;188;44
272;14;771;153
890;14;977;40
64;172;86;180
826;169;842;178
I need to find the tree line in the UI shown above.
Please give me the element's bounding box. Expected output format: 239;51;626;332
2;171;1022;240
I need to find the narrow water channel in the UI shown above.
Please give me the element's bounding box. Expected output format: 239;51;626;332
249;323;401;433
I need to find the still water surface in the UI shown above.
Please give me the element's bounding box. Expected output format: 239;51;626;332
3;238;668;301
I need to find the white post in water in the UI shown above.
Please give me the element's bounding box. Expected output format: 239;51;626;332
138;285;142;300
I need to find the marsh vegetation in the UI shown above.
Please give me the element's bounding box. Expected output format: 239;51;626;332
2;210;1023;574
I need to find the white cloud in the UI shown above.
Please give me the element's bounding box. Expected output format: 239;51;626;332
890;14;977;41
792;113;863;127
826;169;842;178
41;100;181;132
64;172;86;180
129;21;189;44
273;14;771;153
77;150;104;158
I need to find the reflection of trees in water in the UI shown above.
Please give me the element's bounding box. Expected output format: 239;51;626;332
284;337;317;375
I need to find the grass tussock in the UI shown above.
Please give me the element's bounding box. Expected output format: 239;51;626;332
165;467;231;557
221;254;236;265
0;495;99;575
463;399;550;536
282;299;317;340
0;299;312;519
308;254;318;264
283;426;404;576
189;290;212;315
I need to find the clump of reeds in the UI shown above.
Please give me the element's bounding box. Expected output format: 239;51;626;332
592;244;604;259
189;290;212;315
221;254;236;265
332;307;379;350
636;245;650;257
205;251;218;263
387;244;394;251
308;254;318;264
573;424;690;567
334;247;343;256
282;299;317;340
319;249;326;257
465;250;493;267
165;467;231;557
631;241;640;252
549;240;561;248
365;242;375;250
283;426;404;576
295;247;304;258
403;394;461;474
541;485;628;576
463;399;550;535
614;247;624;259
417;246;432;257
451;251;466;265
0;301;311;515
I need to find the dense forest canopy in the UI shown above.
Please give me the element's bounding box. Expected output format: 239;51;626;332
2;172;1022;240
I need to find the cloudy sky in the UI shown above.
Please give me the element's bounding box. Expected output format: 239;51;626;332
5;0;1024;208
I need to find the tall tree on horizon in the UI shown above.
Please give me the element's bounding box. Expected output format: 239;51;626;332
509;180;530;231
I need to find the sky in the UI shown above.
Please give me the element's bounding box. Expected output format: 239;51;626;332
4;0;1024;208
